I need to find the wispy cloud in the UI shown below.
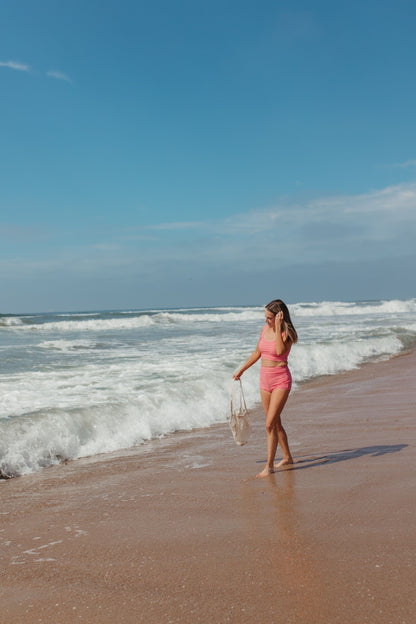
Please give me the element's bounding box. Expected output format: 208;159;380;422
167;182;416;270
380;159;416;170
122;221;205;241
223;183;416;233
392;159;416;169
46;70;72;84
0;223;53;241
120;184;416;267
142;221;204;231
0;60;30;72
92;243;120;252
0;60;72;83
2;183;415;284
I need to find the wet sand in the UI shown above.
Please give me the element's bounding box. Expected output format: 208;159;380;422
1;351;416;623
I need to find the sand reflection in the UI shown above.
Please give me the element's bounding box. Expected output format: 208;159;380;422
239;470;330;619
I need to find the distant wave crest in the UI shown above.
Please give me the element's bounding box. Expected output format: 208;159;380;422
3;308;263;332
292;299;416;317
0;316;24;327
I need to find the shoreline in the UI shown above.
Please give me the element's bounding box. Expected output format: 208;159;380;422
1;349;411;482
1;351;415;623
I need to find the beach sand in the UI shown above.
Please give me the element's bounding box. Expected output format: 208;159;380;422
1;351;415;624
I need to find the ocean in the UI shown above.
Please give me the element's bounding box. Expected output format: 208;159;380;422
1;299;415;478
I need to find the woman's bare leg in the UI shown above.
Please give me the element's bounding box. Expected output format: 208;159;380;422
275;422;293;469
257;388;291;477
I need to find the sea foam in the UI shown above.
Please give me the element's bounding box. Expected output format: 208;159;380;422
1;300;415;477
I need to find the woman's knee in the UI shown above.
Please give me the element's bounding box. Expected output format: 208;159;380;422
265;420;282;434
265;420;276;434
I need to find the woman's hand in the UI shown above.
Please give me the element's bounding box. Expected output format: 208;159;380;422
233;370;242;380
275;311;284;332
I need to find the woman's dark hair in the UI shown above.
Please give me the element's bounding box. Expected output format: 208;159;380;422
265;299;298;344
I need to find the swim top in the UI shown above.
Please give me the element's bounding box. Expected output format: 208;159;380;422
259;325;291;362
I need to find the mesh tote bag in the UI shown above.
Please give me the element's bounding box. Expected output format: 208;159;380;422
230;379;251;446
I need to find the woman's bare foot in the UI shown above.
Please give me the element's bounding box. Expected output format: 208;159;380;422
256;466;275;478
274;458;294;469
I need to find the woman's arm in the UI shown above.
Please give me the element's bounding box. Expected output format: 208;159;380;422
233;344;261;380
274;312;291;355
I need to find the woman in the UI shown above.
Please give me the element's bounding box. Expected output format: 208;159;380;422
233;299;298;478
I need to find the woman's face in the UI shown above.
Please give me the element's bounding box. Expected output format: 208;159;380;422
265;309;275;328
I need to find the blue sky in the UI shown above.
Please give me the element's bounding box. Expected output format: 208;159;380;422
1;0;415;312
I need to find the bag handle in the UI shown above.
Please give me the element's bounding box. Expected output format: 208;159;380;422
231;378;247;413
